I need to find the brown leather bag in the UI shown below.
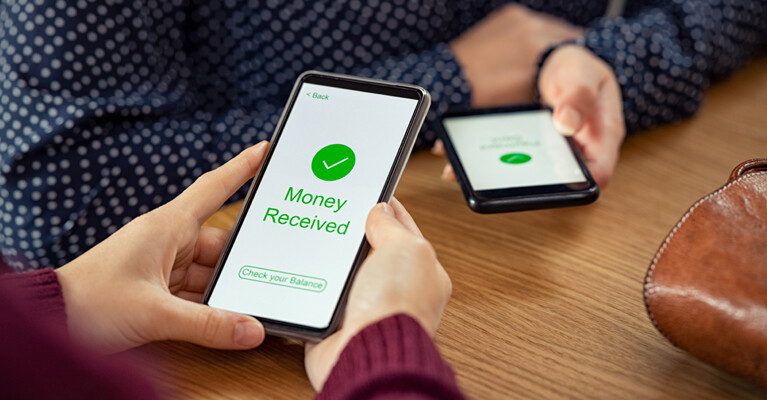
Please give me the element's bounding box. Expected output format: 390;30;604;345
644;158;767;387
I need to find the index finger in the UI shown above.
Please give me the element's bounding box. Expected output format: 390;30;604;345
176;141;269;223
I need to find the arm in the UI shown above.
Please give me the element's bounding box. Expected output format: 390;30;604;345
316;314;464;400
577;0;767;132
0;270;159;400
306;201;462;398
0;144;277;397
0;269;67;327
432;5;625;187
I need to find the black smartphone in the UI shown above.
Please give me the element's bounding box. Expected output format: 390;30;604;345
203;71;430;341
436;104;599;213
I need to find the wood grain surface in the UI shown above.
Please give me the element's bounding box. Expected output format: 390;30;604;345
138;57;767;399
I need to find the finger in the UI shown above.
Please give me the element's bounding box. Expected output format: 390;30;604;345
431;140;446;156
160;297;265;349
577;132;616;188
441;164;457;182
539;46;601;135
181;263;215;293
389;197;423;238
177;291;203;303
175;141;269;223
576;83;625;188
365;203;417;250
194;227;231;267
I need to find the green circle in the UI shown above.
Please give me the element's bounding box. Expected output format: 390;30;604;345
499;153;532;164
311;144;356;181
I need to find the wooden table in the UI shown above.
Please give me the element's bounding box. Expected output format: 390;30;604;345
141;58;767;399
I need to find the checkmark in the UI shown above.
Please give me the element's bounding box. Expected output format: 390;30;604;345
323;157;349;170
312;144;356;181
500;153;531;164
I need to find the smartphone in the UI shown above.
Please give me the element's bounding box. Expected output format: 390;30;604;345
202;72;430;341
436;104;598;213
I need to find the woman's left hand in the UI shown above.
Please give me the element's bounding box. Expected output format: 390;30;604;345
56;142;270;353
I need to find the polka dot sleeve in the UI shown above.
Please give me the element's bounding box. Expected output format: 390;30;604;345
577;0;767;132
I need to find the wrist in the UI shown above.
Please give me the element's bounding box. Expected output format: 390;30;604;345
307;311;423;391
54;261;104;349
54;264;80;332
315;314;461;400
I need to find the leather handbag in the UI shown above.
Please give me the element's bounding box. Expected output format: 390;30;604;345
644;158;767;387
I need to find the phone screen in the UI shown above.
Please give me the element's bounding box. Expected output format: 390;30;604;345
442;109;587;191
207;80;420;330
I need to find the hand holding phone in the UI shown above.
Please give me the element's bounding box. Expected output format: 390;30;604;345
436;104;599;213
304;199;451;390
538;45;626;188
53;144;271;353
204;72;431;340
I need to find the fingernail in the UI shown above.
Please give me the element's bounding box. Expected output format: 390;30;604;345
251;141;268;155
431;140;443;155
554;107;581;135
234;319;262;348
441;166;451;181
380;203;394;216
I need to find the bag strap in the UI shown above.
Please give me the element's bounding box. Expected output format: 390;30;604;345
728;158;767;183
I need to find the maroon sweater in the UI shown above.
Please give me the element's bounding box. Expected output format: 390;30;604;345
0;269;465;400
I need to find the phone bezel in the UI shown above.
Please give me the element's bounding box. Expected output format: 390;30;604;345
202;71;430;341
437;104;599;213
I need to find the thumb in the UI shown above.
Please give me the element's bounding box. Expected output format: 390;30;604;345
365;203;413;250
160;298;265;349
550;84;598;136
539;46;601;135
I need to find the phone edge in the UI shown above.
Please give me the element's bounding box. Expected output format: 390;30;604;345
436;104;600;214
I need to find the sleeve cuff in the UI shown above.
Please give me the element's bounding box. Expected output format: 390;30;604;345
0;268;67;328
316;313;465;400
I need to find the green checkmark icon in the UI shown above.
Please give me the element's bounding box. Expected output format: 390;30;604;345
312;144;356;181
500;153;531;164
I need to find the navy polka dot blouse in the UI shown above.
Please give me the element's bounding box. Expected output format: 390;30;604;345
0;0;765;271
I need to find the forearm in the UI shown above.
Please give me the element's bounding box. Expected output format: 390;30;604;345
316;314;465;400
0;269;159;400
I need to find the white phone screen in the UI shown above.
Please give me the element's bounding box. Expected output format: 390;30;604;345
443;110;587;191
207;82;418;329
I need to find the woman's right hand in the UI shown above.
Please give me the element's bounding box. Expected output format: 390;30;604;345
435;45;625;189
304;198;452;391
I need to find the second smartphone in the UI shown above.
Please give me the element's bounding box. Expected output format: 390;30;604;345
203;71;430;341
437;104;599;213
